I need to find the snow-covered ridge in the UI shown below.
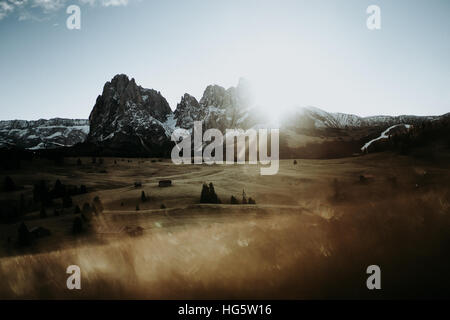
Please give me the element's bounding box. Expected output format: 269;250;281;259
289;106;441;129
0;118;88;130
0;118;89;150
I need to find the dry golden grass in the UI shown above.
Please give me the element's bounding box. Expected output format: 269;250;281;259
0;153;449;299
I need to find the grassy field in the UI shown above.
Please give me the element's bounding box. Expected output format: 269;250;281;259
0;153;449;299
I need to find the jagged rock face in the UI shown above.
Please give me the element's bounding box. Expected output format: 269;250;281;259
88;74;173;155
172;79;256;133
0;119;89;150
3;73;446;160
201;84;251;131
173;94;204;129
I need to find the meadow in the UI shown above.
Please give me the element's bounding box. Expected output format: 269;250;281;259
0;153;449;299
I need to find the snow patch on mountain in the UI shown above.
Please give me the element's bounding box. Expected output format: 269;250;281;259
0;119;89;149
361;124;411;151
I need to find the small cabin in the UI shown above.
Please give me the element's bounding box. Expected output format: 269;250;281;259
158;180;172;187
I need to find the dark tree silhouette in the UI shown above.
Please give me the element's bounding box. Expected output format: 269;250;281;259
200;183;221;204
141;191;147;202
209;183;220;203
200;183;210;203
53;179;66;198
230;196;239;204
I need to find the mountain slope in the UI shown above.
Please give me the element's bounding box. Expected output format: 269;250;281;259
1;74;447;159
173;78;256;132
87;74;174;156
0;118;89;150
282;106;442;131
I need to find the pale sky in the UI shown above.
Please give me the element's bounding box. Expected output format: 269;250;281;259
0;0;449;120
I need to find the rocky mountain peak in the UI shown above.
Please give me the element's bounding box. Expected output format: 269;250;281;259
193;80;254;130
199;85;228;109
173;94;202;129
87;74;173;156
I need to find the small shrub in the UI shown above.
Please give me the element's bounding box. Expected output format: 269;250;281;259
230;196;239;204
53;179;66;199
136;204;140;211
160;204;166;209
141;191;148;202
248;197;256;205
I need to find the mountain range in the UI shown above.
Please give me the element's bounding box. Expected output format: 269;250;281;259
1;74;447;158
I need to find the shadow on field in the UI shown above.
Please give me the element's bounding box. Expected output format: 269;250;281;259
0;188;449;299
